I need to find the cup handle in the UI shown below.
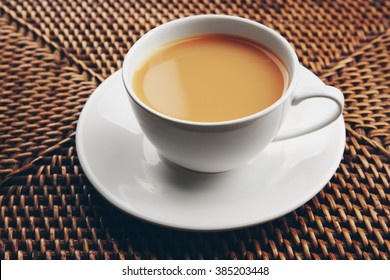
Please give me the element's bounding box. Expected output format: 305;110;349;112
274;85;344;141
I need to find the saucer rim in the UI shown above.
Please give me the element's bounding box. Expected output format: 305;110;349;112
75;66;346;231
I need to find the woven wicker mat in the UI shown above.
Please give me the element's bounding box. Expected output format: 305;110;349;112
0;0;389;260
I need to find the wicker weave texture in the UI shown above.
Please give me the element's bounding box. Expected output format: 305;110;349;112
0;15;96;181
2;0;389;79
0;0;389;260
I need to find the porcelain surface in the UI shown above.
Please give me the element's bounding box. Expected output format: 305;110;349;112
122;15;344;172
76;66;345;231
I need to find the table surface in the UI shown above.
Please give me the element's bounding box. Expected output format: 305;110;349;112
0;0;389;260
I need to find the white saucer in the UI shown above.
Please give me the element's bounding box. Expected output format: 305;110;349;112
76;66;345;231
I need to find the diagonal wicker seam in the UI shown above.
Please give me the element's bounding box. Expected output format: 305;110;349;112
346;127;389;158
0;4;105;83
0;139;388;260
0;0;389;260
0;14;96;183
0;3;388;183
0;8;388;189
320;29;390;157
1;1;389;83
0;4;388;177
2;0;389;78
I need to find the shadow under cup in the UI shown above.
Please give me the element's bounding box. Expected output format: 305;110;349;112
122;15;300;173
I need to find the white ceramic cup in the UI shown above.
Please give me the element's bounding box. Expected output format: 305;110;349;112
122;15;344;173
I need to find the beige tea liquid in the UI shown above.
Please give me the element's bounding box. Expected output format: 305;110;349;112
133;34;288;122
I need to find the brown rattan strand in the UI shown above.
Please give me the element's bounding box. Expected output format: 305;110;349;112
0;0;389;179
1;0;389;80
0;132;388;260
0;15;96;181
0;0;389;260
322;30;390;154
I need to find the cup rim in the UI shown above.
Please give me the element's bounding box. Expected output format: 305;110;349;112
122;14;299;127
